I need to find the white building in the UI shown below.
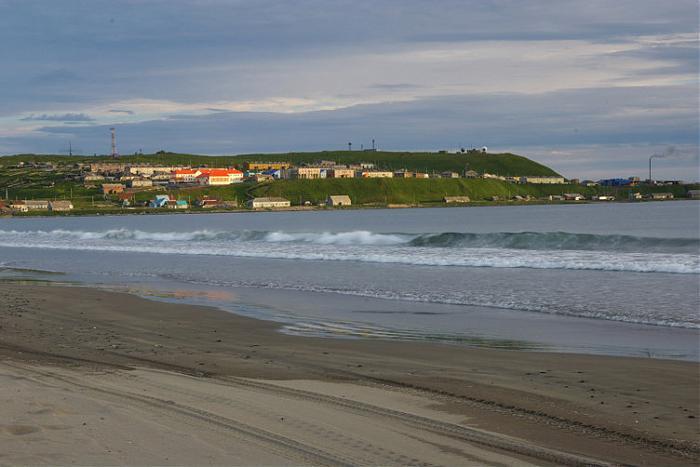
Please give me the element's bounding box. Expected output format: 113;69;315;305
519;176;566;184
326;195;352;207
247;197;291;209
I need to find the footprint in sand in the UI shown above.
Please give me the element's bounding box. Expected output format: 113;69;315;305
3;425;41;435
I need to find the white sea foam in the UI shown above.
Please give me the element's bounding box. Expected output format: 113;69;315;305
2;228;698;274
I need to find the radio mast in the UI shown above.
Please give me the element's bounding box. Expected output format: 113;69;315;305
110;128;119;158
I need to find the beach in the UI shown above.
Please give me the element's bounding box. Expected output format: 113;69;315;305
1;282;698;466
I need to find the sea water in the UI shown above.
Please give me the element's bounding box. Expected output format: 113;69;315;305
1;202;698;359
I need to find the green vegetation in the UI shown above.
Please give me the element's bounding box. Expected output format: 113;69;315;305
1;151;696;216
0;150;561;177
251;178;699;206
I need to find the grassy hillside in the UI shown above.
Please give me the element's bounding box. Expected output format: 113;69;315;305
251;178;699;205
0;150;561;177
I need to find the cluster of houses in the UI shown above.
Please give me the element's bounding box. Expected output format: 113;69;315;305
7;199;73;212
139;194;351;210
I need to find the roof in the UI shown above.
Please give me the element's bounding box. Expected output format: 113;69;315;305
173;169;199;175
251;197;289;202
197;168;243;177
328;195;351;201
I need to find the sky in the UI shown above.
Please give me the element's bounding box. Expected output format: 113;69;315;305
0;0;698;180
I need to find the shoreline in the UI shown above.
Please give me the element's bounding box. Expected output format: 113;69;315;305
4;198;696;219
1;282;698;465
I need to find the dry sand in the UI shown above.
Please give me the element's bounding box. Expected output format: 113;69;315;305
0;282;698;466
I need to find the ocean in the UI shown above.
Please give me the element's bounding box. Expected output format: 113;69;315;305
1;201;698;360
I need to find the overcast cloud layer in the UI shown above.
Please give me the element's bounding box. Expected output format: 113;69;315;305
0;0;697;179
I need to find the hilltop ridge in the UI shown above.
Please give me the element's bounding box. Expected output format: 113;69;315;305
0;150;561;177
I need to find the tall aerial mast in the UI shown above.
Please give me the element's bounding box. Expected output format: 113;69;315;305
110;127;119;158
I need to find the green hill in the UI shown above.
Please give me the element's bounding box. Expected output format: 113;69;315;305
1;150;560;177
249;178;698;206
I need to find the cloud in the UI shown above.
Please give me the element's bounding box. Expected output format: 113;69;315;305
20;113;95;122
0;0;697;181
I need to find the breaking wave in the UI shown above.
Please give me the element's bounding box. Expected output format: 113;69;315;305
1;228;698;274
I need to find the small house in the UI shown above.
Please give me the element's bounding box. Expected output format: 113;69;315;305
102;183;125;195
443;196;470;203
10;201;28;212
686;190;700;199
326;195;352;207
441;171;460;179
563;193;585;201
23;200;50;210
195;198;220;208
246;197;291;209
48;200;73;212
149;195;171;208
649;192;674;200
166;199;189;209
628;192;643;200
127;179;153;188
327;168;354;179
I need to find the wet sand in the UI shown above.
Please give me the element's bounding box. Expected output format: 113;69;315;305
0;283;698;465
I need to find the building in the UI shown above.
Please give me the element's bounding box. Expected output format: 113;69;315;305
443;196;470;203
327;168;355;179
195;169;244;185
286;167;324;179
170;169;201;183
326;195;352;207
244;162;291;171
687;190;700;199
48;200;74;211
102;183;125;194
83;174;105;182
195;197;220;208
9;201;28;212
628;192;643;200
393;171;414;178
441;171;460;179
414;172;430;179
23;200;50;210
129;166;187;176
127;179;153;188
149;195;171;208
166;199;189;209
252;173;275;183
247;197;291;209
359;171;393;178
649;192;674;200
519;176;566;184
563;193;585;201
464;170;479;179
599;178;632;187
90;162;127;174
261;169;282;179
591;195;615;201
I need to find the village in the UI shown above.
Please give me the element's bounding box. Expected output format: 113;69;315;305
1;153;697;215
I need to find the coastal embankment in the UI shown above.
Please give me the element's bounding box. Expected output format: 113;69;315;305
0;283;697;465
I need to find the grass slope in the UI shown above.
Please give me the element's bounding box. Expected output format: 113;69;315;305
1;150;561;177
251;178;699;205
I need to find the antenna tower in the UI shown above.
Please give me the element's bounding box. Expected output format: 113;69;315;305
110;128;119;158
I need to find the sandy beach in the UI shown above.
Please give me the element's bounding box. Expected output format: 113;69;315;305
0;282;698;466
